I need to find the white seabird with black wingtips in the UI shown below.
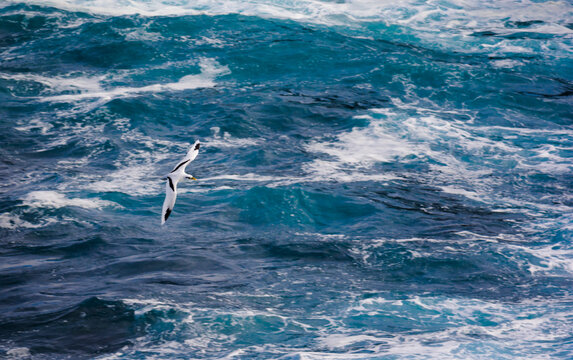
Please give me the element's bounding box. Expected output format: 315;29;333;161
161;140;200;225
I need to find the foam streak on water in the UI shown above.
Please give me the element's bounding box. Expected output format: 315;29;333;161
0;0;572;359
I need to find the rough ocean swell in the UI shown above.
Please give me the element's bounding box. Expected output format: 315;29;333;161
1;0;572;359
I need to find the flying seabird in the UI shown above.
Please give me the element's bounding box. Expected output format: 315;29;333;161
161;140;200;225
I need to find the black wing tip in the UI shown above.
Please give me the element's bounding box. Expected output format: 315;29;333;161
164;208;172;222
194;142;200;150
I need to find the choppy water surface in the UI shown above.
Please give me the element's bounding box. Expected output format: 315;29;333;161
1;0;572;358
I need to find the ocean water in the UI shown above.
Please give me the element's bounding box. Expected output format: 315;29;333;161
1;0;572;358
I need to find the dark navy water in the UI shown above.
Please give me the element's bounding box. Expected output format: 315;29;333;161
1;1;572;358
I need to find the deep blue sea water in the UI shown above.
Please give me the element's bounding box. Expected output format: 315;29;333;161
1;0;572;359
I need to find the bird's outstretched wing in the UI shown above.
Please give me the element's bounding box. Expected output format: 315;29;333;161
169;140;200;174
161;176;177;225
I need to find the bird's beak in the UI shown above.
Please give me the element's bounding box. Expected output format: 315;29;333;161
191;177;197;181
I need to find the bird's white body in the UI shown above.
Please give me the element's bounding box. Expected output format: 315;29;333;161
162;140;200;225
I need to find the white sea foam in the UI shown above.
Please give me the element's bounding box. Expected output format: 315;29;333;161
23;190;119;209
206;127;262;148
14;118;54;135
439;186;483;202
0;72;104;95
307;123;415;166
0;213;58;229
304;108;496;200
490;59;524;69
505;242;573;275
319;334;382;350
5;347;31;360
201;173;283;182
179;185;235;194
102;293;573;360
354;227;573;279
322;294;573;359
87;164;164;196
0;58;228;112
36;58;229;103
305;102;573;214
9;0;572;41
